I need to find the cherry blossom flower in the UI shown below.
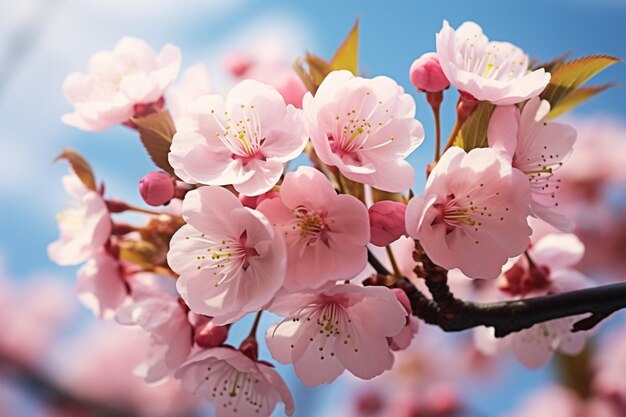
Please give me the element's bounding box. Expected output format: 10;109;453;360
116;273;193;384
174;347;294;417
488;97;577;231
169;80;308;196
405;146;532;279
436;21;550;105
303;70;425;192
76;248;127;318
266;284;407;386
62;36;181;131
257;167;370;291
48;174;111;266
168;186;286;325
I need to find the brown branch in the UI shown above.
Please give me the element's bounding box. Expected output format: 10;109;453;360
365;249;626;338
0;353;198;417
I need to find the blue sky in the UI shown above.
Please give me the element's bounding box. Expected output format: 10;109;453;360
0;1;624;416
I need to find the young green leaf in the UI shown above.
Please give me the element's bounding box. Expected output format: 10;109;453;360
330;18;359;75
453;103;495;152
548;82;618;119
131;110;177;177
541;55;621;107
54;148;97;191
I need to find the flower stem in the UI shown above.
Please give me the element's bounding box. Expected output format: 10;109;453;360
443;120;461;153
433;104;442;162
247;310;263;340
385;245;402;280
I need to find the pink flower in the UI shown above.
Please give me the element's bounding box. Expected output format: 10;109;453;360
257;167;370;291
166;63;212;128
369;201;407;247
169;80;307;196
488;97;577;231
48;174;111;266
266;284;407;386
388;288;419;351
436;21;550;105
504;233;593;368
174;347;294;417
116;273;193;384
409;52;450;93
62;36;181;131
303;70;425;192
405;146;532;279
76;248;127;318
167;186;286;325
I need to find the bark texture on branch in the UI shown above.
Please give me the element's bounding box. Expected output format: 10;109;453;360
366;249;626;338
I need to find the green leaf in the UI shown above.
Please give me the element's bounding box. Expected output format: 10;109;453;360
330;18;359;75
532;52;572;73
548;82;618;119
131;110;177;176
55;148;97;191
541;55;621;107
453;102;495;151
293;18;360;94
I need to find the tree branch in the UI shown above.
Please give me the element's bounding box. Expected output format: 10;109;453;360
365;249;626;338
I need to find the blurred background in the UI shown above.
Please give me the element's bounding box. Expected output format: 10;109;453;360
0;1;624;416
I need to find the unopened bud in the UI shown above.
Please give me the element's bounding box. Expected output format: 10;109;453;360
239;190;280;209
194;316;229;348
139;171;175;206
369;201;407;247
409;52;450;93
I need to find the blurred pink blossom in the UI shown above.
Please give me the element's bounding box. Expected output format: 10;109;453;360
62;37;181;131
116;273;193;383
368;201;407;247
48;174;111;266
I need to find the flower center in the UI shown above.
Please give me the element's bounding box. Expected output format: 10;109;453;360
208;104;266;164
202;361;264;414
188;230;259;287
286;206;330;247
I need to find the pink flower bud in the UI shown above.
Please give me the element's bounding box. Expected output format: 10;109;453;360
409;52;450;93
369;201;407;247
138;171;175;206
194;316;229;348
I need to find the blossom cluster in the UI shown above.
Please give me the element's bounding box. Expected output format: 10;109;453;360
49;21;619;417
